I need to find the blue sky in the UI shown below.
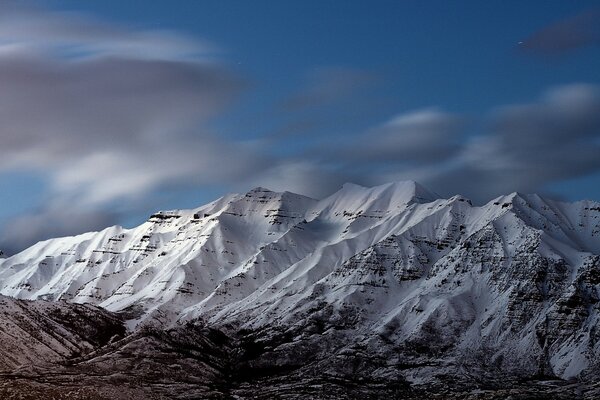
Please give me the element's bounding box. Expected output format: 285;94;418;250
0;1;599;253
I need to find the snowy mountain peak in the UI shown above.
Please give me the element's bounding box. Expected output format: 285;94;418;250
339;180;437;201
310;180;438;221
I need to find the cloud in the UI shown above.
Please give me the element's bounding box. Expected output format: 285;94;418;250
0;7;215;61
246;160;361;199
0;10;252;205
519;8;600;56
0;207;118;257
281;66;378;110
0;8;261;253
1;7;599;255
332;109;465;165
248;83;600;205
384;84;600;201
245;109;466;199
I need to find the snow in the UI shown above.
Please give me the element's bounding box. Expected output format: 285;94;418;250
0;181;599;380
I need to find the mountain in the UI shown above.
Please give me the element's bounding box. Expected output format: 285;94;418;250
1;181;599;398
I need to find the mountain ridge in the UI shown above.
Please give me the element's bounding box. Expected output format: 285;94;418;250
0;180;599;389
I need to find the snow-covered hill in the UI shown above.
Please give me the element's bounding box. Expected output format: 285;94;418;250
1;181;599;385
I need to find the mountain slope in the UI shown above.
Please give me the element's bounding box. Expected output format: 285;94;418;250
0;181;599;386
0;295;124;370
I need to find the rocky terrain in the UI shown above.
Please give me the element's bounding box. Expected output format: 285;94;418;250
0;181;599;398
1;308;598;399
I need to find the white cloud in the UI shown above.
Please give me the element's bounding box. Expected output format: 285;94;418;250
0;8;251;209
0;8;216;61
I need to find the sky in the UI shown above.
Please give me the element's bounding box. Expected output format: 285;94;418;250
0;0;599;254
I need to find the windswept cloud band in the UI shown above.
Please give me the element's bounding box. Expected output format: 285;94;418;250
0;8;599;254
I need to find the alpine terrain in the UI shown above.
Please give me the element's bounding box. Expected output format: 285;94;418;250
0;181;599;399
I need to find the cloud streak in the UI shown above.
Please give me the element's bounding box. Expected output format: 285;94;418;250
0;8;259;253
0;7;215;61
0;208;118;257
252;84;600;203
519;8;600;56
438;84;600;199
333;109;465;166
281;66;378;110
0;9;253;207
1;8;600;255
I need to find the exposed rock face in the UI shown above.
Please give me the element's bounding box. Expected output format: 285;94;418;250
0;295;125;370
0;181;599;397
0;316;597;399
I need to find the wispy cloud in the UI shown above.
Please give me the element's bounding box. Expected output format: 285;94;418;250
0;8;255;252
0;8;252;206
332;109;466;165
0;207;118;257
1;7;600;255
519;8;600;56
440;84;600;198
254;83;600;203
281;66;378;110
0;7;216;61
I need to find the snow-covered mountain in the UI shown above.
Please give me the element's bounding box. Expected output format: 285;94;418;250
1;180;599;389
